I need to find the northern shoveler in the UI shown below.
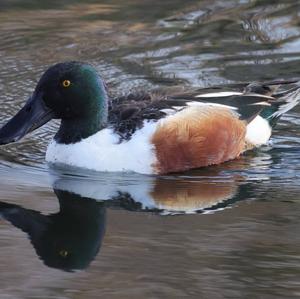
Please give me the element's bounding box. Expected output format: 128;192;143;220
0;61;299;174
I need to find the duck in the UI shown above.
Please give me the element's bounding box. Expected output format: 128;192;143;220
0;61;299;175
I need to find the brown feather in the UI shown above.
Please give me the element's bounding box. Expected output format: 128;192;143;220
151;106;246;174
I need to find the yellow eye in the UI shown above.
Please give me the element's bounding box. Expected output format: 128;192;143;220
62;80;71;88
59;250;69;257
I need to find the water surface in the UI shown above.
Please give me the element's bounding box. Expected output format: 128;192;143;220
1;1;300;298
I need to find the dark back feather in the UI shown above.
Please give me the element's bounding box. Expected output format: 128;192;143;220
108;79;300;140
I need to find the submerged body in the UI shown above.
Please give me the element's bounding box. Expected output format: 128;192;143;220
0;62;299;174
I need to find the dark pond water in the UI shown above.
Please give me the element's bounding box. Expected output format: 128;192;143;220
1;0;300;298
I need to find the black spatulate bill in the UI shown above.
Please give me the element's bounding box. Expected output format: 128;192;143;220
0;92;54;145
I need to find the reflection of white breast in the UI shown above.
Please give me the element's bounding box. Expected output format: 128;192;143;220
53;174;157;209
51;172;239;215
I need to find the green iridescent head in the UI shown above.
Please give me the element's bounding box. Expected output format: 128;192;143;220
0;61;109;144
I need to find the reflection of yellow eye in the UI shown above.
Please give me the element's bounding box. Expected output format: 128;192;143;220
59;250;69;257
62;80;71;88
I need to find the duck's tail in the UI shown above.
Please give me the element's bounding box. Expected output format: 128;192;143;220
245;80;300;127
267;86;300;126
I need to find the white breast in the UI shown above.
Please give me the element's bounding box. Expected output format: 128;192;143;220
46;121;158;174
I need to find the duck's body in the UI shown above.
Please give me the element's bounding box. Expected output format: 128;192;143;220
0;62;300;174
45;104;251;174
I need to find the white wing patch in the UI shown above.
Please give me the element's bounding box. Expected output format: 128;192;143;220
160;106;184;115
249;101;271;106
195;91;243;98
160;108;177;115
196;91;274;100
187;101;238;110
160;101;238;115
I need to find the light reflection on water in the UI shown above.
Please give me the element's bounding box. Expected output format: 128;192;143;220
1;0;300;298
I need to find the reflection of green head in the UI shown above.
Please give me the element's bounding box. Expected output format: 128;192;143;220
0;189;106;272
38;190;106;271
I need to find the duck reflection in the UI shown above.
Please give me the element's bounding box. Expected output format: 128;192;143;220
0;165;258;271
0;189;106;272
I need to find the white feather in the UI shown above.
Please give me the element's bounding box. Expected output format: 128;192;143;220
245;93;274;99
160;108;176;115
271;88;300;118
46;121;158;174
195;91;243;97
173;106;184;110
249;101;271;106
246;115;272;146
187;101;237;110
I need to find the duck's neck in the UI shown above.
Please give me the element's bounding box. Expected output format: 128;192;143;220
55;104;108;145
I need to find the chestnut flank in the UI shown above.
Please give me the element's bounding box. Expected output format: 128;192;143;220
151;106;246;174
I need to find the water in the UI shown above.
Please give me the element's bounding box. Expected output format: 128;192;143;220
1;0;300;298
